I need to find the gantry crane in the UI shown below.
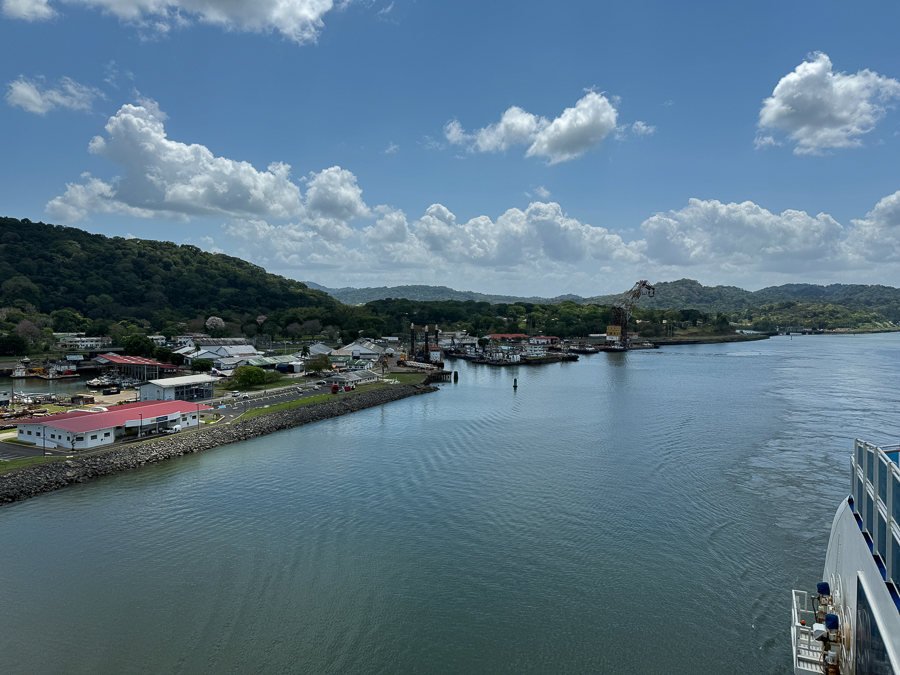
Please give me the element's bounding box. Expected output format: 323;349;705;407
608;280;655;350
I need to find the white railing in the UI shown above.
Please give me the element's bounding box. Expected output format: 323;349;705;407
791;590;823;674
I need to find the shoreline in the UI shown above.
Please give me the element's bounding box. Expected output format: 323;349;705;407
0;383;438;506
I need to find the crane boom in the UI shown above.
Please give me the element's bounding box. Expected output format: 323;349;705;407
608;280;655;350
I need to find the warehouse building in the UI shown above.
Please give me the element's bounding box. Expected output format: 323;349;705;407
139;374;217;402
14;400;212;451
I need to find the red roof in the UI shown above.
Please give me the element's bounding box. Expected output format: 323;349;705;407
94;353;174;367
14;401;212;434
489;334;528;339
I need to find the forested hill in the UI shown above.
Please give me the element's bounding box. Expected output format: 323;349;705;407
0;217;338;320
592;279;900;321
306;278;900;322
303;281;582;306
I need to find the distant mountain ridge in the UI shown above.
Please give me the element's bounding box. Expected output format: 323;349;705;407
302;281;583;306
306;278;900;321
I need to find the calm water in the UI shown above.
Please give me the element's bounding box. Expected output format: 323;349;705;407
2;334;899;674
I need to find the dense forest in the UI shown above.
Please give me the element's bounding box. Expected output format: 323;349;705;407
0;217;337;319
0;217;896;356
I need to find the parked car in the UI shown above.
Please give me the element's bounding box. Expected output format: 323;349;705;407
241;393;250;399
165;425;182;434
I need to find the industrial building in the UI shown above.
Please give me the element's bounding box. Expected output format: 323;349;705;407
14;400;212;451
139;374;217;402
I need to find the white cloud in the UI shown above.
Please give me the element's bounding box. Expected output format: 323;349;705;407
534;186;551;199
376;201;642;268
846;191;900;262
46;172;163;221
630;121;656;136
215;189;900;293
757;52;900;154
6;76;103;115
445;91;619;163
303;166;370;240
47;100;308;222
385;142;398;154
2;0;337;44
640;198;844;269
2;0;54;19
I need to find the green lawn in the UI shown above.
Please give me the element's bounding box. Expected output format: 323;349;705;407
382;373;426;384
241;393;333;420
0;455;65;473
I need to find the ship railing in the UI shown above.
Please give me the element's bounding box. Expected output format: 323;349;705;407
791;589;824;674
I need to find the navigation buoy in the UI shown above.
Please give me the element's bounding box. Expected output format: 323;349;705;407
513;378;518;389
454;371;459;382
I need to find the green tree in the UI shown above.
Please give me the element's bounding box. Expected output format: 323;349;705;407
191;358;213;373
51;308;86;332
0;332;28;355
232;365;266;388
154;346;173;363
123;334;155;356
306;354;332;374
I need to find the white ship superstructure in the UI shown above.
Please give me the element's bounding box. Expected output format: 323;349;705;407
792;439;900;674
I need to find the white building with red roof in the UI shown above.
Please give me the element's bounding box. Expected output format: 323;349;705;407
13;400;212;451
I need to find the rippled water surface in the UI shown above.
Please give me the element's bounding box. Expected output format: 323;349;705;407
2;334;900;674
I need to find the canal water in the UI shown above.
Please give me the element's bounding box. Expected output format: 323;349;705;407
2;334;899;674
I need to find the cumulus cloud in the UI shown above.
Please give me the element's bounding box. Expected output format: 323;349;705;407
47;100;310;222
445;91;619;163
846;191;900;262
216;188;900;292
2;0;53;19
368;201;643;268
2;0;337;44
6;76;103;115
303;166;370;240
757;52;900;154
640;198;844;269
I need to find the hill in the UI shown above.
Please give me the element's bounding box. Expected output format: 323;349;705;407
0;217;339;322
605;279;900;322
302;281;582;306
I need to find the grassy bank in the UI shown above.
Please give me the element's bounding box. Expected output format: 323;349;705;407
0;455;64;472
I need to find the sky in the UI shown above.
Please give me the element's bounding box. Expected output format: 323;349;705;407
2;1;900;297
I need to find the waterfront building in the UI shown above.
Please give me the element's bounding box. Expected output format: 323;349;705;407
13;400;212;451
139;374;217;402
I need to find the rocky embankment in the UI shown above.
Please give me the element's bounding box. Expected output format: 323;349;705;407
1;384;437;505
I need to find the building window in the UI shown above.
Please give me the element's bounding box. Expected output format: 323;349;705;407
90;435;98;440
27;430;32;435
35;431;40;437
104;432;110;437
76;437;83;442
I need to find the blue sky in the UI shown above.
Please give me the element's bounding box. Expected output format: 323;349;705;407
3;1;900;296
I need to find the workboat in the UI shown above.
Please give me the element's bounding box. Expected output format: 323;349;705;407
791;439;900;673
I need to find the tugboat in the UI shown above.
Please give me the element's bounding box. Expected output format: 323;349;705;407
11;358;31;378
791;439;900;673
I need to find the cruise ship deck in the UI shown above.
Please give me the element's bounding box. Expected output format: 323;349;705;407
792;440;900;674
